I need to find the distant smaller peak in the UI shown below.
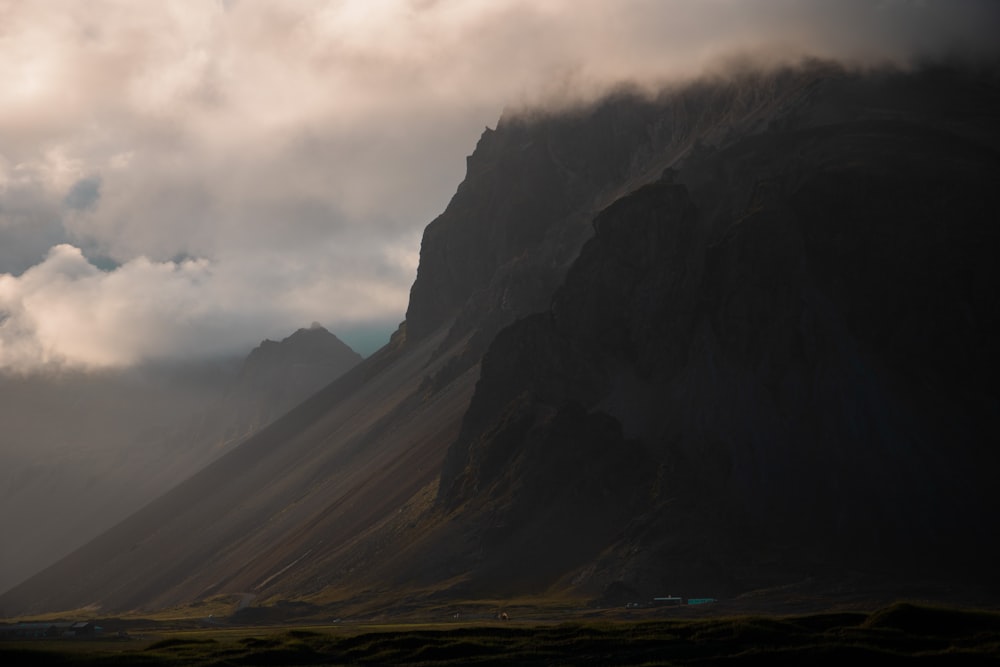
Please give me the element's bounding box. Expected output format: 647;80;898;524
289;323;331;339
239;324;361;380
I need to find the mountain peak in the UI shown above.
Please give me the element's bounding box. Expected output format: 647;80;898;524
244;324;360;373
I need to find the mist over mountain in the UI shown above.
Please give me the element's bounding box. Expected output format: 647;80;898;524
3;1;1000;375
1;60;998;617
0;326;360;596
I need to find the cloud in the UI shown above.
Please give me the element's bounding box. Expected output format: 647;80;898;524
64;176;101;211
0;0;996;370
0;242;414;371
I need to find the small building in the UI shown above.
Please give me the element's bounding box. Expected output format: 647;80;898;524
651;596;683;606
69;621;98;637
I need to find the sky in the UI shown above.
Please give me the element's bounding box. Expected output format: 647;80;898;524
1;0;997;369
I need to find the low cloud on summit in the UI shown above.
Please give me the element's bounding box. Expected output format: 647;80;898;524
1;0;997;370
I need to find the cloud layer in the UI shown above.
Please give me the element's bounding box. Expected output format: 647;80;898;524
1;0;997;369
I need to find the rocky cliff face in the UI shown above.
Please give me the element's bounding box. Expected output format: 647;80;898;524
404;66;835;376
436;64;1000;599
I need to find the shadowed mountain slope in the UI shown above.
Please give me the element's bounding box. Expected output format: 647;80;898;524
430;65;1000;602
2;61;998;616
0;326;360;598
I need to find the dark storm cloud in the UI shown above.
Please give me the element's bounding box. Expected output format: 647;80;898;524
64;176;101;211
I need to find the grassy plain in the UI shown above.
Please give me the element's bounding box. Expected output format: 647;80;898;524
3;602;1000;665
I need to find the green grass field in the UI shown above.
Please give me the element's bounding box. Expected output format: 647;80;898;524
3;602;999;665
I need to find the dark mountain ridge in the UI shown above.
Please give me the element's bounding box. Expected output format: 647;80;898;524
2;60;998;617
431;65;1000;602
406;64;836;379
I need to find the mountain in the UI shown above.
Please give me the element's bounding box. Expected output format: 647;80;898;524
213;323;363;444
2;60;998;617
433;64;1000;601
0;326;360;597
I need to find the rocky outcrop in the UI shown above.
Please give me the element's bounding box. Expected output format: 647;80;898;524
404;66;839;351
437;65;1000;599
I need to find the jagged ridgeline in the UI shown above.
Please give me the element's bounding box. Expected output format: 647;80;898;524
2;60;998;617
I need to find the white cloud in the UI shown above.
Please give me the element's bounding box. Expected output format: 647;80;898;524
0;0;996;370
0;242;413;371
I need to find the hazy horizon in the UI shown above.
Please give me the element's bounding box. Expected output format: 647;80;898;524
2;0;998;373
